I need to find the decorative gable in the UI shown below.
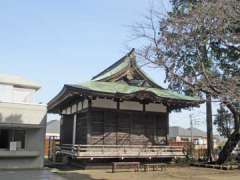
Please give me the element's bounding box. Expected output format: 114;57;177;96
92;48;163;89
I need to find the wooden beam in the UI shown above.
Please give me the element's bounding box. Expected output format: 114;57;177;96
72;113;77;145
116;100;120;145
143;103;146;112
86;110;92;144
154;116;157;145
129;113;132;145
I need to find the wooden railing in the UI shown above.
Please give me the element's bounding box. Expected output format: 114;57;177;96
59;144;185;159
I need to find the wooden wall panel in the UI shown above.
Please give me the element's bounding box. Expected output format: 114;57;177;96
78;109;169;146
76;113;87;144
61;115;74;144
104;111;117;145
131;113;150;145
91;111;104;145
156;114;168;136
117;112;131;145
144;114;155;145
155;114;169;144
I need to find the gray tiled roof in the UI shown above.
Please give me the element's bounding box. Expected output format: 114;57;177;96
169;126;206;138
46;120;60;134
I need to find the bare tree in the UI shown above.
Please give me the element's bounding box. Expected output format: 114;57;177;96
132;0;240;163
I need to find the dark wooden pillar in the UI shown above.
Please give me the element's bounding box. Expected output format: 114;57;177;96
116;101;120;145
166;113;169;145
86;99;92;144
153;115;157;145
60;115;63;145
129;113;132;145
102;111;105;145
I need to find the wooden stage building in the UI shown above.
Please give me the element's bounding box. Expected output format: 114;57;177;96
48;49;202;160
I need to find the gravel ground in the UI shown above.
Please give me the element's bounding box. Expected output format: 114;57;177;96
57;166;240;180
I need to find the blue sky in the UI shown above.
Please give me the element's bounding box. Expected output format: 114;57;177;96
0;0;217;131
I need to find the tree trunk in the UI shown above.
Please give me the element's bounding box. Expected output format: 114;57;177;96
206;93;214;162
217;130;240;164
217;105;240;164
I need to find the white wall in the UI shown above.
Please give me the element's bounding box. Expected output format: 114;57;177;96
146;103;167;113
92;98;117;109
0;84;13;102
0;102;46;125
0;84;36;103
120;101;143;111
61;99;167;114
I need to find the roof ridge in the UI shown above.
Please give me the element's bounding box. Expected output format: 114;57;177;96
91;49;134;81
91;48;164;89
47;120;58;126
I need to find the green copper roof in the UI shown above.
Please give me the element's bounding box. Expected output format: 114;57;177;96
69;81;200;102
48;49;202;113
92;55;129;81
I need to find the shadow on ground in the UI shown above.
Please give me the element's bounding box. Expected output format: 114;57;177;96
58;172;106;180
45;162;107;180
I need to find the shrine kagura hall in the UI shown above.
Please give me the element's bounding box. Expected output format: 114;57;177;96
48;49;201;160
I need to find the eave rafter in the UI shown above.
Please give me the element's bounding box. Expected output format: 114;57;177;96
48;85;202;114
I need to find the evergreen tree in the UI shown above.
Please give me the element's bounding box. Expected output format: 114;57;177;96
214;105;234;138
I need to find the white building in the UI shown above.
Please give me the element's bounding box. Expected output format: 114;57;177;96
0;74;47;169
169;126;220;150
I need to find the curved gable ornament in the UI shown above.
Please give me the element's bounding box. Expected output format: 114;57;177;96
123;90;158;102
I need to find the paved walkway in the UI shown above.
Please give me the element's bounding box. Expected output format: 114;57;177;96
0;170;67;180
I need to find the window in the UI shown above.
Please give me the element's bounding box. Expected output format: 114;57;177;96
0;129;9;149
0;84;13;102
13;86;34;103
13;130;25;148
0;129;25;150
